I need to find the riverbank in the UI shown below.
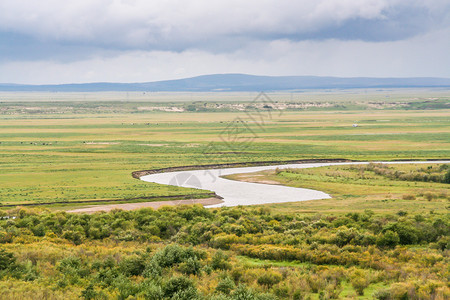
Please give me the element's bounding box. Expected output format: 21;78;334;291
141;160;450;208
66;197;223;214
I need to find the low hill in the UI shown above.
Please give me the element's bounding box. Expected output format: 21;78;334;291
1;74;450;92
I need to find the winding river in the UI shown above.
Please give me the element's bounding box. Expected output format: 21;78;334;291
140;160;450;207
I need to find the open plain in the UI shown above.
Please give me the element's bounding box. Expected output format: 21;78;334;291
0;90;449;299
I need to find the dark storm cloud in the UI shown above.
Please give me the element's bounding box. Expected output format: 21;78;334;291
285;4;443;42
0;1;449;83
1;0;449;59
0;32;115;62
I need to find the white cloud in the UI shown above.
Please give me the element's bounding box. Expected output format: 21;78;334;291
1;0;447;48
1;26;449;84
0;0;449;83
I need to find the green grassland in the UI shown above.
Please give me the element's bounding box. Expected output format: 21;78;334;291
0;96;449;206
225;162;450;215
0;92;449;299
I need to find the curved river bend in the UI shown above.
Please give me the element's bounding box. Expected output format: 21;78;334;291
140;161;449;207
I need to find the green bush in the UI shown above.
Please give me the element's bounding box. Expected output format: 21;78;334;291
216;276;236;295
444;169;450;183
81;284;97;300
257;271;283;288
178;257;202;275
0;248;16;271
376;230;400;248
211;250;231;270
119;255;146;276
138;280;164;300
231;284;256;300
163;277;197;299
350;270;369;296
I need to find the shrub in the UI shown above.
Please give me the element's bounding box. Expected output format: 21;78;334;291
114;275;140;299
334;227;357;247
231;284;256;300
388;282;416;300
151;244;204;270
62;230;84;245
435;236;450;251
57;256;82;273
324;279;343;299
387;223;418;245
424;192;436;201
306;273;327;293
119;255;146;276
81;284;97;300
257;271;283;288
376;231;400;248
0;249;16;271
396;210;407;217
216;276;236;295
211;234;239;250
178;257;202;275
211;250;231;270
373;289;390;300
139;280;164;300
163;277;197;299
402;194;415;200
0;231;13;243
31;224;46;237
350;270;369;296
443;169;450;183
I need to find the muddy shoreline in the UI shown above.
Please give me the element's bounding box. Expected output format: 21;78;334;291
67;197;223;214
0;193;220;208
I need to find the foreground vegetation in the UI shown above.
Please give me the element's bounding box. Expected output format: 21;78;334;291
0;204;448;299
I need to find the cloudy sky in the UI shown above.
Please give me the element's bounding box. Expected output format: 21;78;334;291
1;0;450;84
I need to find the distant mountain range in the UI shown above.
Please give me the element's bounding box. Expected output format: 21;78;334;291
1;74;450;92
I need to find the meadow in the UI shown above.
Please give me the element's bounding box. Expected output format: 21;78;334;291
0;91;449;299
225;163;450;215
0;92;449;207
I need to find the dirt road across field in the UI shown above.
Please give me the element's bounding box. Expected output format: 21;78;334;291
67;197;223;214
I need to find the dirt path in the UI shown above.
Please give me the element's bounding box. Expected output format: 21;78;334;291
67;197;223;214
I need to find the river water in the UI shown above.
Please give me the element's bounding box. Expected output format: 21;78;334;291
140;161;449;207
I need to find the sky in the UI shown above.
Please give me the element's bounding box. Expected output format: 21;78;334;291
1;0;450;84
